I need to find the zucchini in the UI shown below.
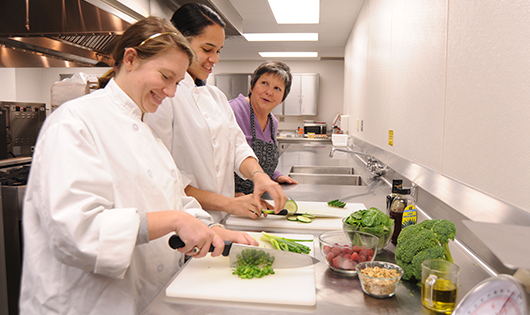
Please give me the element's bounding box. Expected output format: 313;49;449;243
327;199;346;208
285;199;298;213
296;215;312;223
286;215;298;221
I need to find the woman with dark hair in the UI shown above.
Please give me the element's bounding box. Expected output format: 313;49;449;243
146;3;287;225
230;60;299;195
19;16;248;314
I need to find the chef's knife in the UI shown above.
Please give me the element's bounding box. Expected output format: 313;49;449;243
168;234;319;269
266;209;344;218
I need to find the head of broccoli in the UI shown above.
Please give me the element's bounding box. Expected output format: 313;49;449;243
394;219;456;282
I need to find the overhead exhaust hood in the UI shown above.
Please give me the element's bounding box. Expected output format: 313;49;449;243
0;0;131;67
0;0;242;68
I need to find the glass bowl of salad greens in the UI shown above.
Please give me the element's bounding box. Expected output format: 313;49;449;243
343;207;394;250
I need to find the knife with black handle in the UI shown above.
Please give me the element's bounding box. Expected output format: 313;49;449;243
168;234;232;256
168;234;320;268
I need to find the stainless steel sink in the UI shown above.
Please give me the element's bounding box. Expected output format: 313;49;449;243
289;165;355;175
288;173;367;186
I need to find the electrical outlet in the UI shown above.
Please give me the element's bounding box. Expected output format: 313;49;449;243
360;120;364;132
356;120;359;132
279;116;284;122
388;130;394;146
297;117;302;122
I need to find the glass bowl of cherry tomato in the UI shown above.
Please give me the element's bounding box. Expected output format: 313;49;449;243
319;230;379;275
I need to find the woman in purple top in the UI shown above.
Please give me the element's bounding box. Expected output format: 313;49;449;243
229;61;299;195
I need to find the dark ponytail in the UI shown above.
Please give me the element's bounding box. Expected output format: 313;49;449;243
171;3;225;38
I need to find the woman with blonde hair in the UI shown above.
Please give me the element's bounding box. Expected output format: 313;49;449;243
19;16;254;315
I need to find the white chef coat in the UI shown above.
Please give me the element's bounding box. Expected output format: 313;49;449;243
145;73;257;223
20;79;213;315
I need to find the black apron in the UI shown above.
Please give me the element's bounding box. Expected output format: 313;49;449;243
234;102;279;194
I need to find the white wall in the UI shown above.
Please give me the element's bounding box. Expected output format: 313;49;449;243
345;0;530;213
0;69;17;101
3;63;342;132
0;67;111;110
213;60;344;131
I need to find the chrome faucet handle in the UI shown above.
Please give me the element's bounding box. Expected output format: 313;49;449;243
370;161;388;177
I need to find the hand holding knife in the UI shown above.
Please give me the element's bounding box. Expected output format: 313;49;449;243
168;234;319;268
262;209;344;218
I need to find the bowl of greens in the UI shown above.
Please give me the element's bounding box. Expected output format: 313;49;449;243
343;207;394;250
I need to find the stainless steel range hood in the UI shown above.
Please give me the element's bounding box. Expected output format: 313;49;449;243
0;0;242;68
0;0;131;67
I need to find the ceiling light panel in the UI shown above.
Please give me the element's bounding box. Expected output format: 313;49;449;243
243;33;318;41
259;52;319;58
268;0;320;24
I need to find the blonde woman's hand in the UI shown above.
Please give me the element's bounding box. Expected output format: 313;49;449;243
173;212;225;258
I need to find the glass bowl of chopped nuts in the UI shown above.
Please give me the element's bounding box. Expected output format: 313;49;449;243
355;261;403;298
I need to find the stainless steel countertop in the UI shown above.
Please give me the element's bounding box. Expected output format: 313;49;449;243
277;136;332;143
142;144;493;315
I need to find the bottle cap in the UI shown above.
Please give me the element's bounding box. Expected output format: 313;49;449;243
392;179;403;193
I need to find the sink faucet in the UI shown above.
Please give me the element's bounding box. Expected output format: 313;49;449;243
329;146;387;177
329;146;370;158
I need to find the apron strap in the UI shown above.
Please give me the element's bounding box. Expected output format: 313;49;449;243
249;101;275;145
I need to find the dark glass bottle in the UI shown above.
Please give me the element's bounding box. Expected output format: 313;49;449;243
389;180;411;245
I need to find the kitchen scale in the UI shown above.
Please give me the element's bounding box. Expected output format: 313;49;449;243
453;274;529;315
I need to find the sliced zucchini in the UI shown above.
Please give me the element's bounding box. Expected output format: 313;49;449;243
327;199;346;208
296;215;312;223
286;215;298;221
285;199;298;213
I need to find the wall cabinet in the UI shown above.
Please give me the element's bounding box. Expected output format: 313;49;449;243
214;74;251;100
283;73;319;116
214;73;319;117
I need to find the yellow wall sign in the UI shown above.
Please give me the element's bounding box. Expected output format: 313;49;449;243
388;130;394;146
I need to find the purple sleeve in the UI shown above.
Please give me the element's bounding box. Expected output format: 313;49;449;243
272;170;282;181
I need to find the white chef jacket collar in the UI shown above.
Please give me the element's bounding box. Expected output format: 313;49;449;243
106;78;143;120
180;72;205;89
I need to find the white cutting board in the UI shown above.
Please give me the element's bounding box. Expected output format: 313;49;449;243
165;232;317;306
225;201;365;232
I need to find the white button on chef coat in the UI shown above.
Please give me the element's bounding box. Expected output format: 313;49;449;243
146;73;257;223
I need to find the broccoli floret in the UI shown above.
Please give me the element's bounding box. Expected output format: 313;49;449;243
431;219;456;263
410;246;446;281
396;257;416;281
417;219;438;230
394;219;456;283
395;228;438;263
